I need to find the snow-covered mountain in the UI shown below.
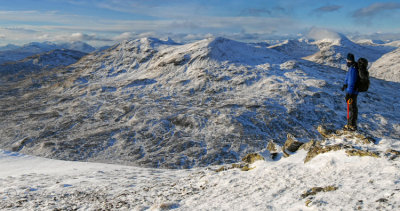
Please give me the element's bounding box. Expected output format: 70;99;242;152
269;38;319;58
369;48;400;82
304;34;395;69
0;44;19;51
0;41;95;65
59;41;96;53
0;49;87;81
1;37;399;169
385;40;400;48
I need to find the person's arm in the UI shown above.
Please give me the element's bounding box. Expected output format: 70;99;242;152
346;67;358;94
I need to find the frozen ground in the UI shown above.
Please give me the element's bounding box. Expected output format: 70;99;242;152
0;36;399;210
1;133;399;210
1;37;400;168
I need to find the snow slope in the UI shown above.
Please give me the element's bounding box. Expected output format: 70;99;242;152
1;133;399;210
304;34;395;69
0;49;87;81
269;39;319;59
1;37;400;169
369;48;400;82
0;42;95;65
0;44;19;51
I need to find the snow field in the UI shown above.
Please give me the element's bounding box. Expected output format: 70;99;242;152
1;137;399;210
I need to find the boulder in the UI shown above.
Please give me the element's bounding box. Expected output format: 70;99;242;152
282;134;303;157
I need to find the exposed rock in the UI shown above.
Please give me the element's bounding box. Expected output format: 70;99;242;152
282;134;304;157
305;199;312;207
242;153;264;164
267;140;277;152
299;140;317;151
386;149;400;155
301;186;338;198
215;163;253;172
11;138;33;152
376;198;388;203
385;149;400;160
317;125;335;138
304;144;347;163
335;130;375;145
267;140;279;160
240;165;255;171
345;149;380;158
215;152;265;172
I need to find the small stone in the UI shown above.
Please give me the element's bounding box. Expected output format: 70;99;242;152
305;199;312;207
376;198;388;203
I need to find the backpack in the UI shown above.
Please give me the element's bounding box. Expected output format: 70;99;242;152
357;58;370;92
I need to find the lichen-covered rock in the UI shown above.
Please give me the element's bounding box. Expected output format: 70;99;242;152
267;140;279;160
301;186;338;198
335;130;375;145
267;140;277;152
282;134;304;157
317;125;335;138
242;153;264;164
215;163;251;172
345;149;380;158
299;140;317;151
304;144;347;163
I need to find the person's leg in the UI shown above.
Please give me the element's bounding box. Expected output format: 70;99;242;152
349;95;358;129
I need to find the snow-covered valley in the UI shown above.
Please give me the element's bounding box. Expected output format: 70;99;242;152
1;35;400;210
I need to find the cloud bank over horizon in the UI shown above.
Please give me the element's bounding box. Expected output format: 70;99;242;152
0;0;399;46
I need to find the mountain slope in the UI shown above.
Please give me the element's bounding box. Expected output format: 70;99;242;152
0;41;95;64
1;133;399;210
0;44;19;51
60;41;96;53
1;37;399;169
304;34;395;69
0;49;87;81
369;48;400;82
269;39;319;58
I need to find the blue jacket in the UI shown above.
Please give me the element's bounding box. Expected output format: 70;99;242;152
344;65;359;95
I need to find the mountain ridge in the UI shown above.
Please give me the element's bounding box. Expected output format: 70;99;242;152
1;37;399;169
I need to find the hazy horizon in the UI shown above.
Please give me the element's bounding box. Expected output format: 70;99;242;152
1;0;400;46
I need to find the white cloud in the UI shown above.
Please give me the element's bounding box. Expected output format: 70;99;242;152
113;32;135;41
306;27;341;40
353;2;400;18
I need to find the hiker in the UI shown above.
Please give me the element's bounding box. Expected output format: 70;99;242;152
341;53;358;131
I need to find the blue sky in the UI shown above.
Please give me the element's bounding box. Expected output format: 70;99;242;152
0;0;400;46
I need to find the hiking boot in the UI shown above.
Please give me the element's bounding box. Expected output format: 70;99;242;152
343;124;357;132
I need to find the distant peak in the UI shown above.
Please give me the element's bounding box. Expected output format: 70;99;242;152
206;37;243;48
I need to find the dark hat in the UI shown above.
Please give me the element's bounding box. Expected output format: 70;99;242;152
347;53;355;62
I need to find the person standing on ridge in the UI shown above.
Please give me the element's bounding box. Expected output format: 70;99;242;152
341;53;359;131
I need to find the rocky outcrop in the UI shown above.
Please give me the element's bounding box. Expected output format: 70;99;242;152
282;134;304;157
242;153;264;164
